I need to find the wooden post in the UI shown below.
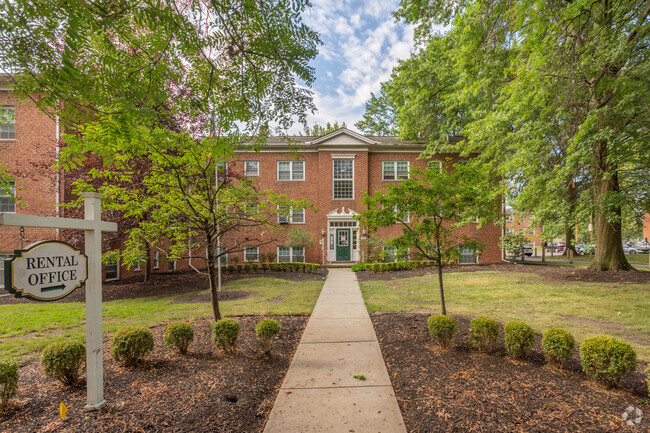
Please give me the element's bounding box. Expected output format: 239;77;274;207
568;248;574;264
82;192;105;411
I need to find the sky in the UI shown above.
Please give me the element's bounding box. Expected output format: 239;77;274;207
292;0;415;134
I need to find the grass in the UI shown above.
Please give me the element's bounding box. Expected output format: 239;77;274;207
0;277;323;362
360;271;650;360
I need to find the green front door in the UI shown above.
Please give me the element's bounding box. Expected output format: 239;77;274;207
336;229;351;261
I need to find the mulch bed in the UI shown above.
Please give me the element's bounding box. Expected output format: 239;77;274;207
0;315;307;433
357;262;650;284
0;268;328;305
372;313;649;432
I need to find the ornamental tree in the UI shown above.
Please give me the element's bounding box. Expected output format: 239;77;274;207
357;163;494;315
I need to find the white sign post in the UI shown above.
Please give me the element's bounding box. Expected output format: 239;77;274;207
0;192;117;411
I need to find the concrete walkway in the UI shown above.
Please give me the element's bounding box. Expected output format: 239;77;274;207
264;268;407;433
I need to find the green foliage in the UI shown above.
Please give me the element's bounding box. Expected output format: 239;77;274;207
237;265;243;272
212;319;240;355
469;317;499;353
267;252;277;263
287;228;317;249
41;340;85;385
427;315;457;348
244;264;251;272
302;121;347;136
163;322;194;355
500;234;530;259
110;327;154;367
504;321;535;359
355;91;398;135
252;263;258;272
351;263;367;272
580;336;637;388
255;318;282;356
261;263;268;271
0;360;18;410
542;328;575;368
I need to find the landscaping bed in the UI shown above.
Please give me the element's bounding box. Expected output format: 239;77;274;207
372;312;649;432
0;315;307;433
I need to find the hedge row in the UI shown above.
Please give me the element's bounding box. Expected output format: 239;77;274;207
427;315;640;389
224;262;320;273
352;260;436;272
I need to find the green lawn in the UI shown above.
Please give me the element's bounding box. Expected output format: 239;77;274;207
0;277;323;362
625;253;650;265
360;271;650;360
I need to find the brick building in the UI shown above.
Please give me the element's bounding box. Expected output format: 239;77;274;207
505;212;542;250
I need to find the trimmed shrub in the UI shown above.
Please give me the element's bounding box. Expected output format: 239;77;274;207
111;327;154;367
164;322;194;355
212;318;240;355
227;265;235;273
236;264;243;272
261;263;268;271
0;360;18;410
41;340;86;385
427;315;457;348
252;263;258;272
504;321;535;359
351;263;366;272
244;264;251;272
469;317;499;353
255;318;282;356
542;328;575;367
580;336;637;388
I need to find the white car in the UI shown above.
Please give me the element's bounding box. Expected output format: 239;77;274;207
622;244;639;254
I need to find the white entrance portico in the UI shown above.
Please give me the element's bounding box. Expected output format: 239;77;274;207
326;207;360;263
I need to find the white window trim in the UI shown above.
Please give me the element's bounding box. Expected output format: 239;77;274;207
105;259;120;281
0;106;16;141
277;206;306;224
153;251;160;269
382;161;410;181
244;246;259;262
134;261;142;271
277;246;305;262
277;160;305;181
332;159;354;200
0;180;16;213
244;160;259;176
428;160;443;173
169;259;176;271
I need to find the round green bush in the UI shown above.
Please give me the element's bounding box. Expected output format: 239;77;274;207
580;336;637;388
212;318;241;355
255;318;282;355
164;322;194;355
504;321;535;359
427;315;457;348
110;327;154;367
469;317;499;353
41;340;86;385
542;328;575;367
0;360;18;410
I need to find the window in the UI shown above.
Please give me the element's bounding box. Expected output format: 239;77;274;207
216;162;228;183
134;261;142;271
277;246;305;262
169;259;176;271
0;181;15;213
506;215;514;222
529;229;535;235
506;228;514;234
382;161;409;180
458;246;477;264
0;253;13;288
214;248;228;267
333;159;353;199
153;251;160;269
393;205;410;223
244;247;259;262
427;160;443;172
382;246;408;262
277;206;305;224
277;160;304;180
244;161;259;176
0;107;15;140
245;203;260;218
105;259;120;280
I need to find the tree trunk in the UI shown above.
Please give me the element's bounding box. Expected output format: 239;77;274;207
588;141;632;271
541;242;546;262
206;237;222;320
437;258;447;315
564;227;577;258
143;243;151;283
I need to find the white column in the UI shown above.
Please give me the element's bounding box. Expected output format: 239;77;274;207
82;192;106;411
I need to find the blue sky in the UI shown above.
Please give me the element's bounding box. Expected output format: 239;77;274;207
293;0;415;134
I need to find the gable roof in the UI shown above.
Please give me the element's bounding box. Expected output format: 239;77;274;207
307;127;380;146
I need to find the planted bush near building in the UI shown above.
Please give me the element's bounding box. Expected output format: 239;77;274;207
164;322;194;355
111;327;155;367
427;315;457;348
255;318;282;356
580;336;637;388
212;318;241;355
469;317;499;353
542;328;575;367
41;340;86;385
504;321;535;359
0;360;18;410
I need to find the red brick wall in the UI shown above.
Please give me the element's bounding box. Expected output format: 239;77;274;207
0;90;58;254
643;213;650;243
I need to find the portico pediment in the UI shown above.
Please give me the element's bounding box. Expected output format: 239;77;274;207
326;207;359;220
307;128;379;148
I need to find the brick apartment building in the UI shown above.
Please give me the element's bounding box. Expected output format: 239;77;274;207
505;212;542;250
0;80;503;283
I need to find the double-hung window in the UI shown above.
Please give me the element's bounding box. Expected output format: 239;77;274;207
105;259;120;280
458;246;477;264
333;159;353;199
277;160;304;180
244;246;259;262
382;246;408;262
153;251;160;269
277;206;305;224
244;161;259;176
0;107;15;140
382;161;409;180
427;160;443;173
0;181;15;213
216;162;228;183
0;253;13;288
277;246;305;263
214;247;228;267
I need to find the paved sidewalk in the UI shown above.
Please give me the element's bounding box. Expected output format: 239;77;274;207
264;268;407;433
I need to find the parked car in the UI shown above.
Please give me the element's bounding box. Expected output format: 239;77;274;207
575;244;586;255
632;241;650;253
556;242;566;253
622;244;639;254
506;245;533;259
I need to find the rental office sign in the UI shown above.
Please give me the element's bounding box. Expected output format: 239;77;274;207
3;240;88;301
